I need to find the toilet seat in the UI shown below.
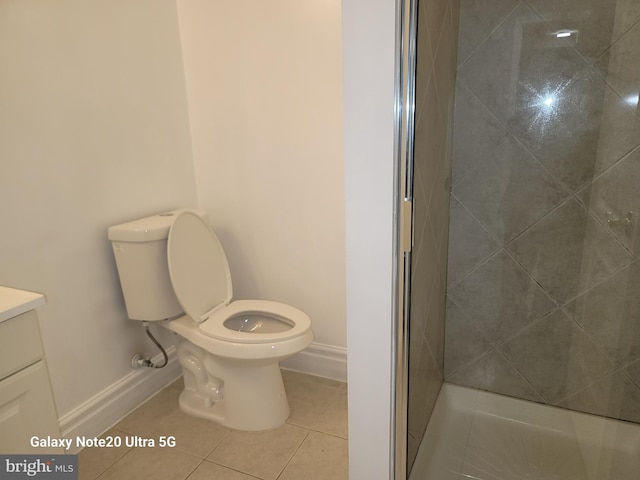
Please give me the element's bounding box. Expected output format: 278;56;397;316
199;299;311;344
167;211;233;323
167;211;310;345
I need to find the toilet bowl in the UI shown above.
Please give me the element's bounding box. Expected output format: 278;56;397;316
108;209;313;431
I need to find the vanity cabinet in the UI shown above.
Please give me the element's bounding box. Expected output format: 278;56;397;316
0;289;62;454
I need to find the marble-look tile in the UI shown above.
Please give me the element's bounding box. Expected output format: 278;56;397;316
207;424;308;480
448;250;556;344
281;370;342;429
97;446;200;480
558;371;640;424
509;73;640;192
407;432;420;475
425;268;447;373
411;213;438;337
411;157;430;256
503;64;608;193
624;359;640;388
447;349;543;403
409;310;428;402
408;337;442;442
563;261;640;367
626;360;640;388
422;0;449;59
414;74;443;207
433;2;458;120
429;146;454;255
451;81;508;187
594;21;640;101
499;310;615;404
456;0;520;66
578;146;640;254
458;4;556;123
507;199;632;304
460;3;626;191
530;0;640;63
415;0;434;120
450;0;460;38
278;431;348;480
444;296;493;377
446;196;500;286
577;88;640;179
453;135;568;243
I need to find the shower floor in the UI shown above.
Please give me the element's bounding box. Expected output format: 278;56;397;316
409;384;640;480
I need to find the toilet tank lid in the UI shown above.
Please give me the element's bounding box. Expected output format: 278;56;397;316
108;209;208;242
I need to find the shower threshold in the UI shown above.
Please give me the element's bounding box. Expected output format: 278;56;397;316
410;383;640;480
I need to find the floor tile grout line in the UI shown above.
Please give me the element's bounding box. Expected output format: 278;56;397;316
82;427;133;480
178;456;203;480
274;428;313;480
190;458;264;480
200;426;232;459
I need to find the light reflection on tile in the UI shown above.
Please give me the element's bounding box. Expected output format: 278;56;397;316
530;0;640;63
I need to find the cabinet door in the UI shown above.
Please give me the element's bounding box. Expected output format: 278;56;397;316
0;361;62;454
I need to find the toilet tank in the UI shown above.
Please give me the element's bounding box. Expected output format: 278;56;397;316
108;209;208;321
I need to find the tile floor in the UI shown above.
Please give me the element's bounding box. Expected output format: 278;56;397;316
78;370;348;480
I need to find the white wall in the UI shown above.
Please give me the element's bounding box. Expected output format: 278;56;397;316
343;0;398;478
176;0;347;350
1;1;398;475
0;0;196;417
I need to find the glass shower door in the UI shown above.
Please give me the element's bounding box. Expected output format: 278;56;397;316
406;0;640;478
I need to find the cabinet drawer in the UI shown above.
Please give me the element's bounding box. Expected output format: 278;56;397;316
0;310;43;380
0;361;62;453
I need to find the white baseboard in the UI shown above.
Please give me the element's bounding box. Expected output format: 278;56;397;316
59;347;181;453
280;342;347;382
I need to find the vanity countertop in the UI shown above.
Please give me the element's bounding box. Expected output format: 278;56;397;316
0;286;45;323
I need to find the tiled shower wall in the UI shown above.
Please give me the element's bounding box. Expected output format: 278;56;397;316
408;0;459;470
445;1;640;424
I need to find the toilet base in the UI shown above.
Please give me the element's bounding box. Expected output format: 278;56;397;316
175;340;290;431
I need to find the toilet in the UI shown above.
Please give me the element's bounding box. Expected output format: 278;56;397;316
107;209;313;431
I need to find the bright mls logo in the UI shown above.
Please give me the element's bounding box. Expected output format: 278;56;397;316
1;455;77;479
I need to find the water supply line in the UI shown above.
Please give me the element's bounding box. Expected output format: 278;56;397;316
131;322;168;369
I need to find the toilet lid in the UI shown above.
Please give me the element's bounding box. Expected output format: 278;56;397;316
167;211;233;323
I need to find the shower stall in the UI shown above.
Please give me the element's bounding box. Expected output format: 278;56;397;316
401;0;640;478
